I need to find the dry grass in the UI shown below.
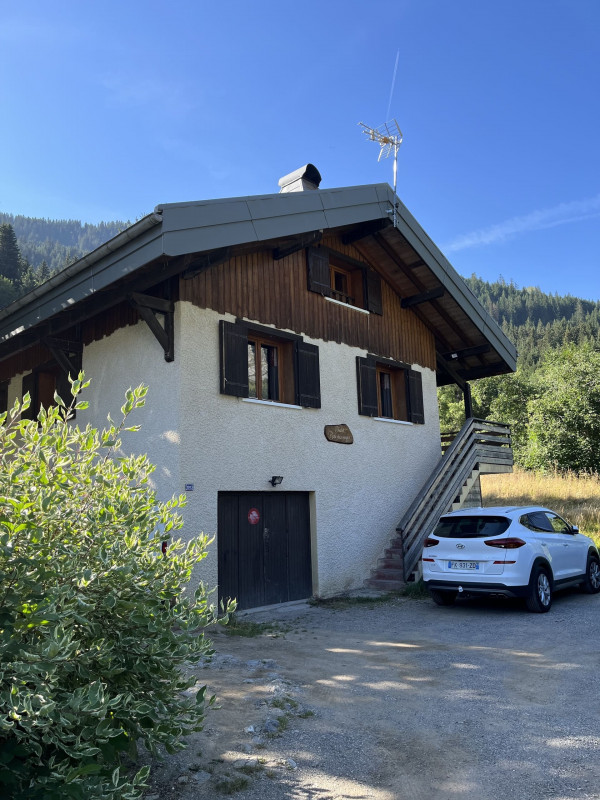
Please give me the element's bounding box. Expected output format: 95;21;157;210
481;468;600;546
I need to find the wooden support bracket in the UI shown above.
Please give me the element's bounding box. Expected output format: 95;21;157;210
129;292;175;362
43;337;82;378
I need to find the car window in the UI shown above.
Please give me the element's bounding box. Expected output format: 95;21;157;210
545;513;571;533
433;516;510;539
520;512;555;533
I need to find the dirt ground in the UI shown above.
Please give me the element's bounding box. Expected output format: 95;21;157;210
143;590;600;800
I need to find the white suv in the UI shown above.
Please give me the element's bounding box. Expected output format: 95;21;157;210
422;506;600;612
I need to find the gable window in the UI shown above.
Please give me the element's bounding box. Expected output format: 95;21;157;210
356;354;424;424
220;320;321;408
307;246;382;315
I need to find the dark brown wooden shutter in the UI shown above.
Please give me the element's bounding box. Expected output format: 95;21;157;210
0;381;8;416
356;356;378;416
306;247;331;295
21;372;37;420
295;342;321;408
219;320;249;397
366;270;383;315
408;369;425;424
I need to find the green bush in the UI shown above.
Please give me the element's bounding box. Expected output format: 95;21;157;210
0;377;233;799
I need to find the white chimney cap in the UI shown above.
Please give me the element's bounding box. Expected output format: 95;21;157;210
278;164;322;193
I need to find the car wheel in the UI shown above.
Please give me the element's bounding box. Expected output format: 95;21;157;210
582;555;600;594
429;589;457;607
525;566;552;612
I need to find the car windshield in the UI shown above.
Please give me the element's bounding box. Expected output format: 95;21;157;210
433;515;511;539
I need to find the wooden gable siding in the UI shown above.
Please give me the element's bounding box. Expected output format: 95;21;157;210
179;235;436;370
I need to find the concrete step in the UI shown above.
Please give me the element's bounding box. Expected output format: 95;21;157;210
378;555;403;568
370;566;404;581
364;577;406;591
384;545;404;558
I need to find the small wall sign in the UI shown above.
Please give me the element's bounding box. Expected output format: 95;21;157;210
324;424;354;445
185;484;194;491
248;507;260;525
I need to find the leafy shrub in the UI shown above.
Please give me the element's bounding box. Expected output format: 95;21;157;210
0;377;232;799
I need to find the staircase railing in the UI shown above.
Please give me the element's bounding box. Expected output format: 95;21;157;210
399;418;512;579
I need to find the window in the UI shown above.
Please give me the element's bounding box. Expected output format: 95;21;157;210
356;354;424;423
220;320;321;408
306;246;382;314
247;333;296;404
434;515;510;539
521;511;571;533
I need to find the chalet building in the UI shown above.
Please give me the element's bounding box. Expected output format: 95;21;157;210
0;166;516;609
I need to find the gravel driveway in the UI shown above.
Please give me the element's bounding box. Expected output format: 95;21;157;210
145;589;600;800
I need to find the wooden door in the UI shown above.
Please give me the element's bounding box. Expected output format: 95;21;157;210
218;492;312;610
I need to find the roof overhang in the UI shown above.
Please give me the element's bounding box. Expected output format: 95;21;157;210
0;183;516;383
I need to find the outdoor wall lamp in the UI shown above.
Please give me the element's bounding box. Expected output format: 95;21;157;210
269;476;283;487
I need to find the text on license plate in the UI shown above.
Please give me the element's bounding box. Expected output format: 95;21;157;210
448;561;479;570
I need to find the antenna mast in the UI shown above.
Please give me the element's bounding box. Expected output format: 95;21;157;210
359;119;403;227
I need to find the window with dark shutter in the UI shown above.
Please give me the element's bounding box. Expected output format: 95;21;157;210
307;247;383;315
356;357;378;417
220;320;321;409
220;320;250;397
306;247;331;295
357;355;424;424
296;342;321;408
366;270;383;315
408;369;425;424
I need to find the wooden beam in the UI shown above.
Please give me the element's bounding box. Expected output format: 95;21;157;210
128;292;174;362
44;337;83;354
401;286;445;308
436;353;467;390
464;382;473;419
130;291;174;314
43;337;81;377
273;231;322;260
369;232;484;361
341;219;391;245
0;256;184;366
182;248;231;278
443;344;491;361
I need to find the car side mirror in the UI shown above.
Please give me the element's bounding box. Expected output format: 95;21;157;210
571;525;579;534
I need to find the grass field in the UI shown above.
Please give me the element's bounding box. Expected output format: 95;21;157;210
481;468;600;546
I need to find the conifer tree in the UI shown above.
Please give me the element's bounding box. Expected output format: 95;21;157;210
0;223;24;283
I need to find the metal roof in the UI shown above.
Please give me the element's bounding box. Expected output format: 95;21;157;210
0;182;516;382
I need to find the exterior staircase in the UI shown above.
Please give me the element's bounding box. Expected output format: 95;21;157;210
365;418;513;591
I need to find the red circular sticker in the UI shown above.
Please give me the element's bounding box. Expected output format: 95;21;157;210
248;507;260;525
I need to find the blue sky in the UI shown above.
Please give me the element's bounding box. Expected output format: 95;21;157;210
1;1;599;299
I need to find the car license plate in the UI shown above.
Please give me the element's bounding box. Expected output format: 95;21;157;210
448;561;479;570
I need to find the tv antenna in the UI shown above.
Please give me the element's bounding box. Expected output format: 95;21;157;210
359;119;403;227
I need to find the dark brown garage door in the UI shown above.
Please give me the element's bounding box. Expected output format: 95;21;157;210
218;492;312;610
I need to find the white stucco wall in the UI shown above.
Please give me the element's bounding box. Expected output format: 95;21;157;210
7;302;442;601
175;303;441;597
